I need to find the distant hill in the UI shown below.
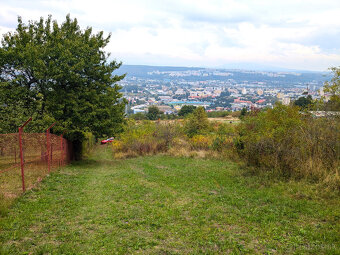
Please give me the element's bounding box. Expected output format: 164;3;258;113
114;65;201;75
114;64;330;86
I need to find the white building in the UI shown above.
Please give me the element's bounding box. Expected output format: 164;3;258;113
175;89;186;95
282;97;291;105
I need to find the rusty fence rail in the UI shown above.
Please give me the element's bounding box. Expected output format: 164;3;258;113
0;118;72;199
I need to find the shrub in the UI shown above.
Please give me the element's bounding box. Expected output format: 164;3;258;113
190;135;212;150
112;120;181;157
146;106;163;120
81;132;95;158
111;140;123;152
178;105;196;117
294;95;314;110
207;111;230;118
129;112;147;120
231;111;241;118
236;104;340;189
211;123;236;152
184;107;211;138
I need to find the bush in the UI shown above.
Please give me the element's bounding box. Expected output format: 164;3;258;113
236;104;340;189
190;135;212;150
184;107;211;138
294;95;314;110
231;111;241;118
146;106;163;120
211;123;236;152
178;105;196;117
82;132;95;158
207;111;230;118
129;112;147;120
112;120;181;156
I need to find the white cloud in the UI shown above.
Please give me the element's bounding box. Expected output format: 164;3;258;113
0;0;340;70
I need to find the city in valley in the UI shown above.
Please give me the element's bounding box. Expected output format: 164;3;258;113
116;65;330;115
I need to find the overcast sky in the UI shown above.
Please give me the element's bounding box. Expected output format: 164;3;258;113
1;0;340;71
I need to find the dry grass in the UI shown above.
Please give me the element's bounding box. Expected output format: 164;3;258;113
237;105;340;192
208;116;240;123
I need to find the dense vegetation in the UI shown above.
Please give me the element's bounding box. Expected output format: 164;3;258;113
237;105;339;190
178;105;196;116
323;67;340;111
0;15;126;158
112;102;339;192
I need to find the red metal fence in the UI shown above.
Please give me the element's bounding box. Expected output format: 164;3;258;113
0;119;72;199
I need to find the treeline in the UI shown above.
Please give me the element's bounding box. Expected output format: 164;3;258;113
129;105;234;120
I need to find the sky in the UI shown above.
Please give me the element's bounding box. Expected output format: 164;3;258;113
1;0;340;71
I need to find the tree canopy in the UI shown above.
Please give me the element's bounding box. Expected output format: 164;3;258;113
178;105;196;117
323;67;340;111
0;15;126;140
146;106;162;120
294;95;313;110
184;107;210;137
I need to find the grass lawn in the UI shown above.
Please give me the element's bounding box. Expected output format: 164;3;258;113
0;146;339;254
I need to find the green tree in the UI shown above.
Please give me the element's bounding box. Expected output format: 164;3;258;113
240;107;248;118
130;112;147;120
0;15;126;156
294;95;313;110
178;105;196;117
323;67;340;110
184;107;210;137
146;106;162;120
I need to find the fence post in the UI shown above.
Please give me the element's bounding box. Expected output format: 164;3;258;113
19;117;32;192
60;135;63;167
46;123;56;173
51;144;53;167
60;130;67;167
46;130;50;171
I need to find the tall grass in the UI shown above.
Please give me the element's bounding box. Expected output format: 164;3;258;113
236;104;340;191
111;113;237;159
112;104;339;192
111;120;181;158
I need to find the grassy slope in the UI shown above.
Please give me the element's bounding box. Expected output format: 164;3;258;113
0;146;339;254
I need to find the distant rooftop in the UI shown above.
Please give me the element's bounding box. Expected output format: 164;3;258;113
168;101;211;106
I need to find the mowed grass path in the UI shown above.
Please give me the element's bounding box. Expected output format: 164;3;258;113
0;147;339;254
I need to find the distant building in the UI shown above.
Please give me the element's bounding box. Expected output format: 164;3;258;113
158;105;173;113
213;89;222;96
168;101;211;108
159;96;172;102
175;89;186;95
133;109;145;114
282;97;291;105
256;99;266;104
277;93;284;99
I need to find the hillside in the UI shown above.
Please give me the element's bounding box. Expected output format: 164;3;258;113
1;147;339;254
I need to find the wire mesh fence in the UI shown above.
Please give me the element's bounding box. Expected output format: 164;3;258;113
0;129;72;200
